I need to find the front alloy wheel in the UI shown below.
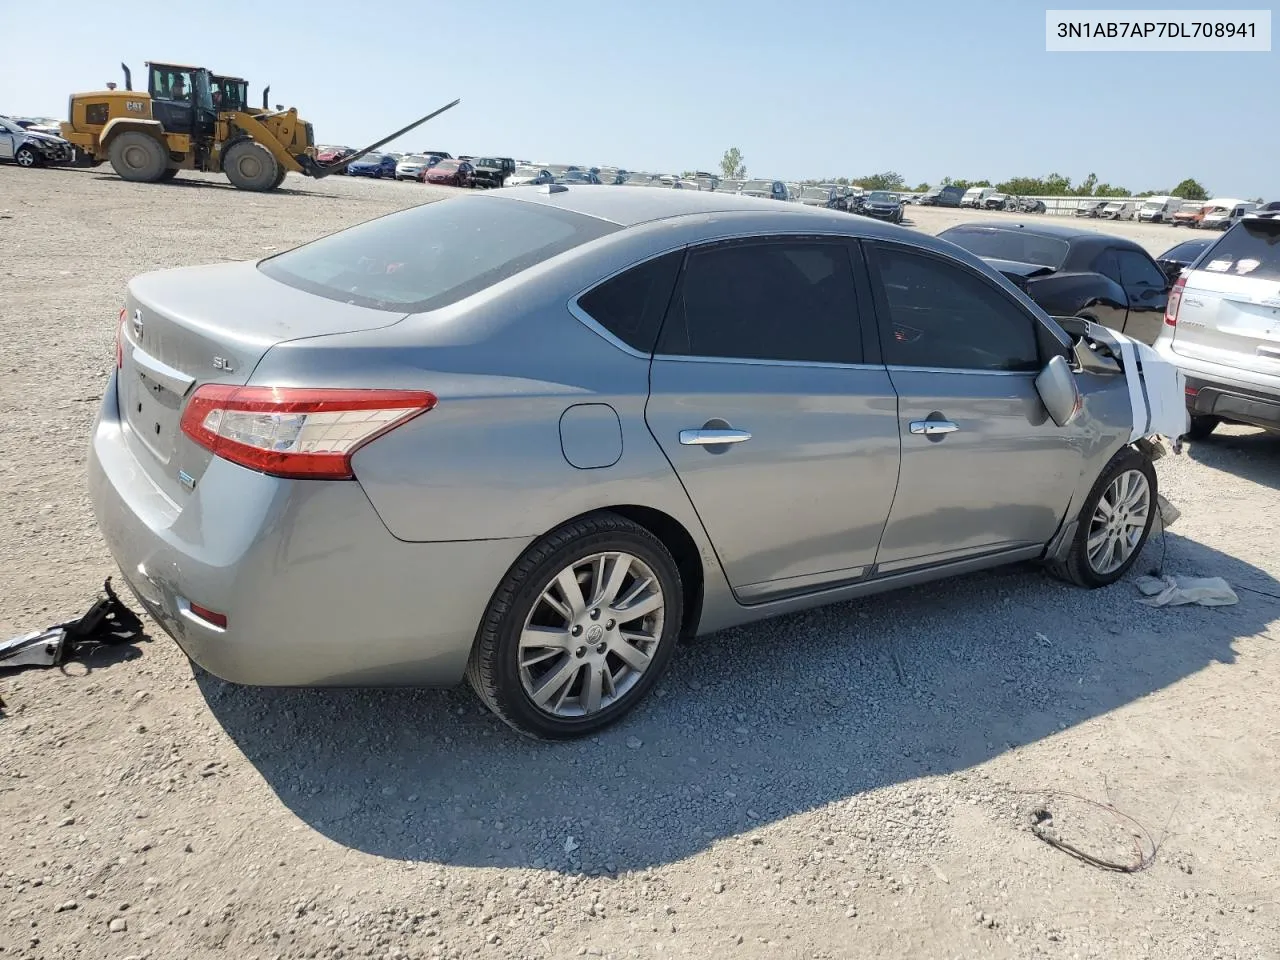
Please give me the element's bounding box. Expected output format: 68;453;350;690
1048;446;1157;588
467;513;683;739
1085;468;1151;575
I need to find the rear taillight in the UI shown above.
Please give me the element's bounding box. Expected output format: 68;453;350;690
1164;276;1186;326
116;307;126;369
179;386;436;480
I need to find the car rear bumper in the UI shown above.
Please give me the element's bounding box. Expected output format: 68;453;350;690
1153;340;1280;432
1186;376;1280;432
88;370;531;687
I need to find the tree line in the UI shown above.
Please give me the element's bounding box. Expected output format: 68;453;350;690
718;148;1217;201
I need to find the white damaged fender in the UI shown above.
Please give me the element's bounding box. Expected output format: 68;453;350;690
1108;331;1189;445
1056;317;1189;446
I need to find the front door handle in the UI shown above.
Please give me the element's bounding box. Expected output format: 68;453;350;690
679;429;752;446
909;419;959;436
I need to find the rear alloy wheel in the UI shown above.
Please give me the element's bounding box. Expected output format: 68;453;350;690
1048;447;1157;588
107;132;168;182
223;139;280;191
467;513;683;739
1185;414;1220;441
14;145;41;168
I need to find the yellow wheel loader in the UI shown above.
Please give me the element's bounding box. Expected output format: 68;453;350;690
60;61;458;192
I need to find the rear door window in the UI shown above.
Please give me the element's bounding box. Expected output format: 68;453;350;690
258;195;618;312
1196;221;1280;282
1093;249;1122;284
656;239;864;364
1116;249;1168;292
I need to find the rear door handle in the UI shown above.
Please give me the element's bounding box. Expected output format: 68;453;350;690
909;419;959;435
679;429;752;445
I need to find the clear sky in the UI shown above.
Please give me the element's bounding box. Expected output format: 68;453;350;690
3;0;1276;197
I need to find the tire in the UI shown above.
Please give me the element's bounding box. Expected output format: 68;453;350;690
1047;446;1157;588
223;139;280;192
107;132;168;182
1185;414;1220;441
466;512;684;740
158;167;179;181
14;145;41;168
269;165;287;190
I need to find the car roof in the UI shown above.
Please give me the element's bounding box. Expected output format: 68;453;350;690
489;185;942;238
944;219;1134;246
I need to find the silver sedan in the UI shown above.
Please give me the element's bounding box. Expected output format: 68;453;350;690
90;186;1166;739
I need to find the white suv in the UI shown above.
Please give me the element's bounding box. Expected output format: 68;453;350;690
1154;216;1280;439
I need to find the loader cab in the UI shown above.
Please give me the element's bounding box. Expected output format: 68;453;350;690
210;76;249;113
146;62;216;140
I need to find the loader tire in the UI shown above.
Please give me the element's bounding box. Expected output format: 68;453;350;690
159;167;180;181
269;165;287;190
108;132;168;183
223;140;280;192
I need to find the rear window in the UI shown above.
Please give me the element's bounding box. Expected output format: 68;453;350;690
937;226;1070;270
1194;220;1280;282
1161;239;1211;262
258;195;618;312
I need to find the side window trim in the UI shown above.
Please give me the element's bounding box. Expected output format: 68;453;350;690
651;234;876;369
848;239;883;366
862;239;1055;375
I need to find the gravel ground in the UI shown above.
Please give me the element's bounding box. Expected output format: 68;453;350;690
2;168;1279;960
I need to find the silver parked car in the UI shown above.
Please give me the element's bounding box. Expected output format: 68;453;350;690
1154;215;1280;438
90;187;1170;739
0;115;73;167
394;155;435;181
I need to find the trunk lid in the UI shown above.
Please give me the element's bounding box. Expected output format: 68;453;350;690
119;260;410;502
1171;219;1280;378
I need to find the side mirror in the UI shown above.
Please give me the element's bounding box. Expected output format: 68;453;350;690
1035;354;1082;427
1158;259;1183;284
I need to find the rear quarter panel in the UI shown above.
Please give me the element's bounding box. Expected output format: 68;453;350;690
1028;272;1128;332
247;232;718;555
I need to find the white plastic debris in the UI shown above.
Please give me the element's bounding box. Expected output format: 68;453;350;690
1134;575;1238;607
563;835;579;854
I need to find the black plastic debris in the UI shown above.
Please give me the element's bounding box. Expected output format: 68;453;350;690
1;577;144;673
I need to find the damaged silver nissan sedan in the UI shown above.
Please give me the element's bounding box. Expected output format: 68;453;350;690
88;186;1186;739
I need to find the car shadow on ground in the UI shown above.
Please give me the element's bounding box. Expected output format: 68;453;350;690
196;530;1276;874
1186;427;1280;493
86;174;339;199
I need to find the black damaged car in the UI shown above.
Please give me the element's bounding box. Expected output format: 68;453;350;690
858;190;904;224
938;221;1177;346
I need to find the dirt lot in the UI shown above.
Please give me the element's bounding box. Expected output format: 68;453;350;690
2;168;1279;960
